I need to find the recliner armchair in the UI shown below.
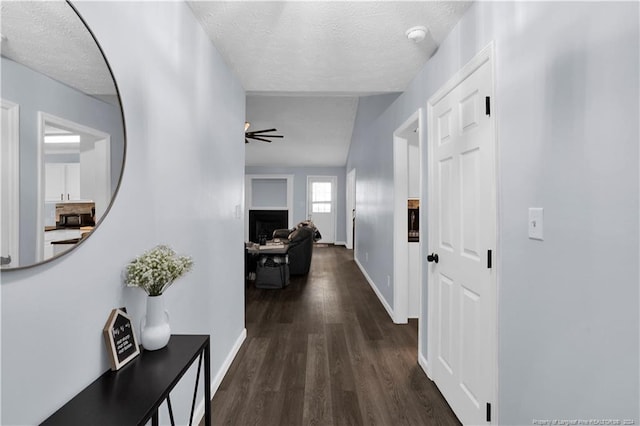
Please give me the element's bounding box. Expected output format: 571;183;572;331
272;224;316;275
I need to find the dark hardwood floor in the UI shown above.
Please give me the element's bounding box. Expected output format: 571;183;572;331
208;245;460;426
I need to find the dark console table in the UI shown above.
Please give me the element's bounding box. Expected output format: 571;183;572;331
41;334;210;426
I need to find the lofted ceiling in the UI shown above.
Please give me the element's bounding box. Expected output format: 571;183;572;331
188;1;472;167
245;95;359;167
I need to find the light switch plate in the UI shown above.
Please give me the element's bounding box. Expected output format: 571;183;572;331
528;208;544;240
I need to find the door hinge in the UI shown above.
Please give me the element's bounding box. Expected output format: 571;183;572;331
486;402;492;422
485;96;491;116
487;249;492;269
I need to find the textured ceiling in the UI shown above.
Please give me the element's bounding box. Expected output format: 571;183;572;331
189;1;472;167
188;1;471;94
1;1;472;168
0;1;116;98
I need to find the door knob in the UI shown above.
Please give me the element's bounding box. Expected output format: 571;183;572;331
427;253;439;263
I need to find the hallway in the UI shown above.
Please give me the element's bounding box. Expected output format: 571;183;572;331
209;246;460;425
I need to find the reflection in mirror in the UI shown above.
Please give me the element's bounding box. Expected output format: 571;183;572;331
1;1;126;269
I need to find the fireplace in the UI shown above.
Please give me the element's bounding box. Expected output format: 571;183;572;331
249;210;288;243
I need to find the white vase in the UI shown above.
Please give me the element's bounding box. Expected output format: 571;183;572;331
141;294;171;351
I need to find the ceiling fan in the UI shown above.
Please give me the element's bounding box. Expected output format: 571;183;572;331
244;122;284;144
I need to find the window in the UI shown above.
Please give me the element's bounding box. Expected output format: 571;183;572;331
312;203;331;213
311;182;332;213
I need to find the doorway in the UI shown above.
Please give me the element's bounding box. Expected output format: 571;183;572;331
1;99;20;268
393;110;422;324
37;112;111;261
346;168;356;250
307;176;337;244
426;43;497;425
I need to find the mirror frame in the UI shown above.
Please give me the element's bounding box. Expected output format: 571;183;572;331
1;0;127;271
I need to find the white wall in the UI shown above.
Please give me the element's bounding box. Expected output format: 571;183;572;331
1;2;246;425
348;92;402;306
407;132;419;198
348;1;638;423
252;178;288;207
491;2;638;421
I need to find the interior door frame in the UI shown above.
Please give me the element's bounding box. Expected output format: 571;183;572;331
1;99;20;267
346;168;356;250
306;175;337;243
392;109;423;324
425;42;499;422
37;112;111;261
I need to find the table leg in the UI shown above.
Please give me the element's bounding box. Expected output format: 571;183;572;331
189;354;203;426
167;394;175;426
205;339;211;426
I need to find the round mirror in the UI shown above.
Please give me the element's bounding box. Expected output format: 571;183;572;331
1;0;126;270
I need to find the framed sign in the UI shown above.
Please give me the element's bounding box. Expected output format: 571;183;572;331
103;308;140;371
408;199;419;242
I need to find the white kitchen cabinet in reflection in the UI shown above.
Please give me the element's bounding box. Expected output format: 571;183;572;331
45;163;80;202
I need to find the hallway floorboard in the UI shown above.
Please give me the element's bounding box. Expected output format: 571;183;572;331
209;245;460;426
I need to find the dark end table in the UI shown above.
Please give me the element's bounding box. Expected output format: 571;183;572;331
41;334;211;426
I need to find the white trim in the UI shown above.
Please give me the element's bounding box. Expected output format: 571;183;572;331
426;41;498;423
36;116;44;261
392;135;409;324
392;110;421;325
1;99;20;267
193;328;247;426
428;43;493;106
489;41;500;426
416;109;426;375
249;206;288;211
418;351;431;380
306;175;337;244
354;256;395;322
92;136;112;221
334;241;347;247
245;174;294;240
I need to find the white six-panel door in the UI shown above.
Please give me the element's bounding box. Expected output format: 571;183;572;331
427;45;497;425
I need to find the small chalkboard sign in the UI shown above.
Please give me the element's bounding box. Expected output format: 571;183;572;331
103;308;140;371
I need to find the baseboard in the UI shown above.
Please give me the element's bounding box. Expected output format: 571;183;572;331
334;241;347;247
353;257;395;322
418;351;432;380
193;327;247;424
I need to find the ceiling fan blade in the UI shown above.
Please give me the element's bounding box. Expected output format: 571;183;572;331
248;136;273;143
248;128;278;134
244;126;284;143
246;131;283;137
248;135;284;139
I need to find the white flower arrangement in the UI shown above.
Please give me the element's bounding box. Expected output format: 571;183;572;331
125;245;194;296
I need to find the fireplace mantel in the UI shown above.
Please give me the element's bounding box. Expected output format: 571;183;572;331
245;174;294;241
